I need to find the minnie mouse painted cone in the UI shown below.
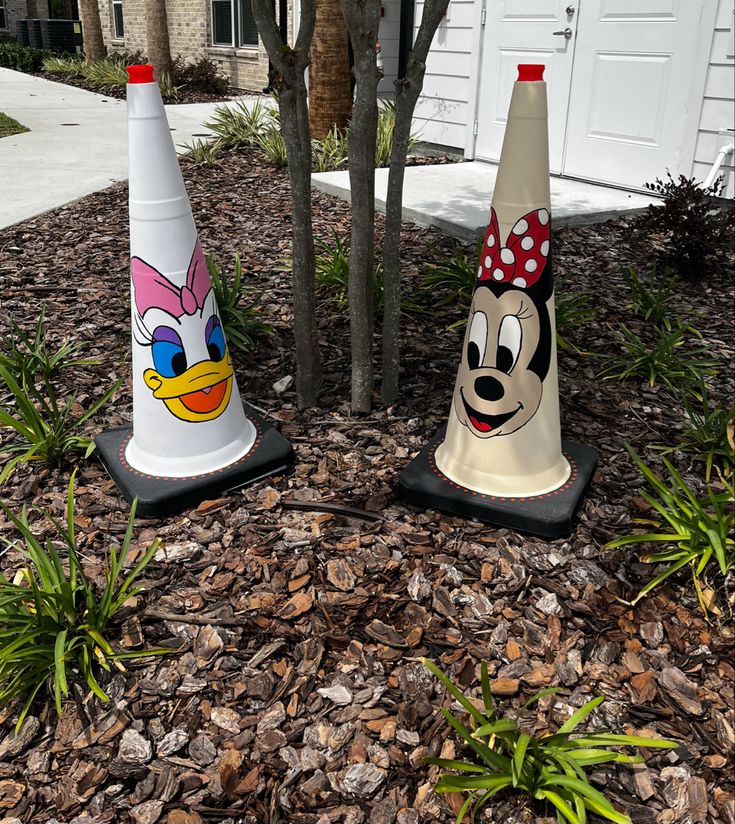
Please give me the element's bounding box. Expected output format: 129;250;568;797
95;65;293;516
398;64;596;538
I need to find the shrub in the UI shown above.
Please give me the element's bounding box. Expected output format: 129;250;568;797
172;55;228;95
635;173;734;277
205;253;275;353
0;472;166;730
0;42;51;72
598;322;717;392
205;98;276;150
606;446;734;614
422;658;677;824
180;137;220;167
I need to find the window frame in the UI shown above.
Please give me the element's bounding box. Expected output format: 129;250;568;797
0;0;7;31
112;0;124;39
210;0;258;48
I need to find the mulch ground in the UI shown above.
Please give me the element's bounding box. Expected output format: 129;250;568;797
0;147;733;824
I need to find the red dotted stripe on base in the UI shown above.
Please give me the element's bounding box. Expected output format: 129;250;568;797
116;417;264;482
427;441;578;503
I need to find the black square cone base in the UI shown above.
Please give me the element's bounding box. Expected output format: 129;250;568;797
94;405;293;518
398;427;597;539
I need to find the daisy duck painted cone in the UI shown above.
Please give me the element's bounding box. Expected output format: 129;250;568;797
95;65;293;516
398;64;596;538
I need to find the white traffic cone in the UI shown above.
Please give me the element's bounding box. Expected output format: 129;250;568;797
399;64;596;538
95;65;293;515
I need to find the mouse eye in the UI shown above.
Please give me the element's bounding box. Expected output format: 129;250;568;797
151;327;186;377
467;310;487;370
497;315;522;374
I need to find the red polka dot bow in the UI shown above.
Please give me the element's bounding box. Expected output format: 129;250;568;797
478;207;550;288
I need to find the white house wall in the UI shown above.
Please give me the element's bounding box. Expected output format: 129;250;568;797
378;0;402;95
411;0;477;149
692;0;735;197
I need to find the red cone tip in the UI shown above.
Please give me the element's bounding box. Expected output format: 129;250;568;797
127;64;155;84
517;64;545;82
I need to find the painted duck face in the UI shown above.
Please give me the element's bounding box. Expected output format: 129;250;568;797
132;242;234;423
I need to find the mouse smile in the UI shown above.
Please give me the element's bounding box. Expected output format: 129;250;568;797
460;389;523;434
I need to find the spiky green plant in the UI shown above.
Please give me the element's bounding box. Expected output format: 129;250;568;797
205;98;276;150
606;446;734;613
375;101;419;167
621;268;687;333
554;291;598;353
42;54;86;78
0;472;167;731
205;253;274;353
312;124;349;172
257;124;288;167
419;242;482;309
181;137;220;167
423;658;677;824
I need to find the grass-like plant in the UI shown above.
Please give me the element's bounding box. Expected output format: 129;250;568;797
0;473;165;731
205;253;274;353
422;658;677;824
606;446;734;613
419;242;481;309
0;308;98;387
621;268;685;333
42;54;86;78
654;383;735;482
205;98;276;150
181;137;220;167
555;291;598;353
598;323;717;392
256;124;288;168
0;367;120;483
315;235;393;313
375;101;419;167
312;124;349;172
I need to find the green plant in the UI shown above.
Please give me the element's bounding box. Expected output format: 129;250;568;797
0;309;98;387
205;253;275;353
422;658;677;824
654;384;735;482
606;446;735;612
312;124;349;172
635;173;734;277
42;54;86;78
620;268;686;332
598;323;717;392
0;42;51;72
554;290;598;353
257;124;288;167
180;137;220;167
0;473;166;731
0;367;120;483
420;242;482;309
84;56;129;88
205;98;276;150
172;55;228;95
375;101;419;167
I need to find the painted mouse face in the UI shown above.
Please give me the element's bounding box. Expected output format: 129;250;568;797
132;242;234;423
452;207;554;439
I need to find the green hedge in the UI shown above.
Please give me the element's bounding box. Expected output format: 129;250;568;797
0;42;52;72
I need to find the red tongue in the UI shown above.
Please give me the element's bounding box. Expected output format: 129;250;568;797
470;416;492;433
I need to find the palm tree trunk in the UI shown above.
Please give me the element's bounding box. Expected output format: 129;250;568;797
78;0;105;63
308;0;352;139
145;0;173;79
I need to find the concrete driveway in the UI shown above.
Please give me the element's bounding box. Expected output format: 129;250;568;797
0;68;256;230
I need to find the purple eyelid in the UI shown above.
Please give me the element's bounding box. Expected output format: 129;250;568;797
152;326;183;346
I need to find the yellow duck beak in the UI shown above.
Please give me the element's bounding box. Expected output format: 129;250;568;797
144;351;234;422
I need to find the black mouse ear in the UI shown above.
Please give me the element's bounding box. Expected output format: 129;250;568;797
525;252;554;304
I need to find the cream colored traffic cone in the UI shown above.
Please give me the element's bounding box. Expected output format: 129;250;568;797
398;64;596;537
95;65;292;515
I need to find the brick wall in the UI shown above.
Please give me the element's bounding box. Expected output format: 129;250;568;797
2;0;29;34
94;0;293;91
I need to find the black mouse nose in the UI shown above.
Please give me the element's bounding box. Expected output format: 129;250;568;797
474;375;504;402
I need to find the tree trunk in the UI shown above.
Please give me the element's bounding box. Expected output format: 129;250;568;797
252;0;321;409
341;0;381;413
381;0;450;406
145;0;173;79
308;0;352;139
78;0;105;63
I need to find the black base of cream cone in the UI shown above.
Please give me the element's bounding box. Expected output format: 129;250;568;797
398;427;597;539
94;405;293;518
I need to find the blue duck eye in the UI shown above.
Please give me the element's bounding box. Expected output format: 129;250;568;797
151;327;186;377
205;316;226;362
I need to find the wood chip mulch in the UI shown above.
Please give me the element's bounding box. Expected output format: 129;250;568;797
0;148;733;824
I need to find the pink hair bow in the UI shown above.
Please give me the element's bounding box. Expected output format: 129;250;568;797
131;240;211;318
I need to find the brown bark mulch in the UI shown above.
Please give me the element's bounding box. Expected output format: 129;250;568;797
0;148;733;824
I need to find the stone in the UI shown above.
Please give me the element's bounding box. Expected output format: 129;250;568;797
317;684;353;706
535;592;563;616
188;734;217;766
118;729;153;764
340;763;386;797
157;729;189;757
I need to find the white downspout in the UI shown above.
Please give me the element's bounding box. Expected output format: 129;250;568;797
703;143;735;190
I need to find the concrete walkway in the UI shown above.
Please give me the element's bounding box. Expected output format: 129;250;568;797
312;161;659;241
0;68;256;230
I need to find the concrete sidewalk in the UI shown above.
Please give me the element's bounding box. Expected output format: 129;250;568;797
0;68;256;230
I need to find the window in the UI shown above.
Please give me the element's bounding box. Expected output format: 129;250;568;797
211;0;258;47
112;0;124;38
0;0;6;30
